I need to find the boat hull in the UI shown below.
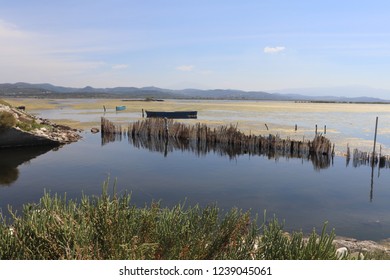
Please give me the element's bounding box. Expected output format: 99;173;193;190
145;110;197;119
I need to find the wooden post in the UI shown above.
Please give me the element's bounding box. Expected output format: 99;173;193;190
324;125;326;134
315;124;317;135
103;105;106;113
372;116;378;166
142;109;144;118
295;124;297;131
265;123;269;130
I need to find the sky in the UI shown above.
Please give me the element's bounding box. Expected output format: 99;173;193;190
1;0;390;97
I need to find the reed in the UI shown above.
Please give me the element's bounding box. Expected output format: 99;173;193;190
101;117;123;135
101;118;332;160
0;180;345;260
350;148;390;168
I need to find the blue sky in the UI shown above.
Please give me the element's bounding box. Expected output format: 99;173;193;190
1;0;390;97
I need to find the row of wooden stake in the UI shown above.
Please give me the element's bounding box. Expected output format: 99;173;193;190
101;117;333;157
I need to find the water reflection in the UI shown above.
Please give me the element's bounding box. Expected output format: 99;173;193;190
101;132;332;170
100;131;390;202
0;146;56;186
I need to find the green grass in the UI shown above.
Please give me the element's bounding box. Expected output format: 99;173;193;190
0;180;371;260
15;119;51;132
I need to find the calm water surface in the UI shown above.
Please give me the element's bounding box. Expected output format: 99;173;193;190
1;131;390;241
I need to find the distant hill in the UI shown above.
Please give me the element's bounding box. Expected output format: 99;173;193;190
273;86;390;102
0;82;388;103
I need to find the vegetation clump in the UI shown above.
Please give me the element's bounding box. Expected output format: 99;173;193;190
16;119;49;132
0;111;16;130
0;181;346;260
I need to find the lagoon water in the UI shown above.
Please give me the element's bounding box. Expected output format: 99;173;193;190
1;100;390;241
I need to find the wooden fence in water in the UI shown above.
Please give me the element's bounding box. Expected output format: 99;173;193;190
126;117;333;155
100;117;390;173
346;147;390;168
101;117;333;167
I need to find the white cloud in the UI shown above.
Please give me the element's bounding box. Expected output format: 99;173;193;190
264;46;286;54
176;65;195;72
0;19;107;85
112;64;129;70
199;70;213;75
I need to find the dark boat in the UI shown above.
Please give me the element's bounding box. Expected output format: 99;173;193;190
145;110;197;119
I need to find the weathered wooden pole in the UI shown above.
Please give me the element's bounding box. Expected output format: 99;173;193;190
142;109;144;118
324;125;326;134
315;124;318;135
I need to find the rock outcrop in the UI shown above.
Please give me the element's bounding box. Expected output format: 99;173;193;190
333;237;390;259
0;102;81;148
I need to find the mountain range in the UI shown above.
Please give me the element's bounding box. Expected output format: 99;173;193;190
0;82;389;103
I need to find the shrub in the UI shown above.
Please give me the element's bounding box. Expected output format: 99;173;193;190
0;181;341;260
0;111;16;129
256;215;338;260
16;119;47;132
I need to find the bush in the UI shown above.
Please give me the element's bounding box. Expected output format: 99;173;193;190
0;181;340;260
0;111;16;129
16;119;47;132
256;215;338;260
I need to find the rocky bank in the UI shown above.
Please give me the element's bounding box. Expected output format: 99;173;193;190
0;102;81;148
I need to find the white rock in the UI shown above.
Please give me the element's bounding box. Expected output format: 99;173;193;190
336;247;348;259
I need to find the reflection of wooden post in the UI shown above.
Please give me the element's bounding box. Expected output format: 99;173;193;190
372;117;378;166
370;165;374;202
370;117;379;202
164;117;169;138
378;145;382;178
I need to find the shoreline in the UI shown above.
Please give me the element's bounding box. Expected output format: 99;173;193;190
1;101;81;148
